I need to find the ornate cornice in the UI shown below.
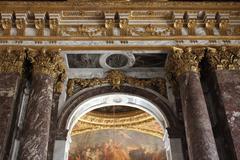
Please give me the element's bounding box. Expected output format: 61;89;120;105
206;46;240;70
67;70;166;97
26;48;67;92
0;48;25;74
166;47;204;81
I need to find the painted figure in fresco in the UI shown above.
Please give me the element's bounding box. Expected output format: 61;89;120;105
103;139;130;160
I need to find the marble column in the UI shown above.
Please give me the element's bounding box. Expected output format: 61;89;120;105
19;48;66;160
0;49;25;160
167;47;219;160
206;47;240;159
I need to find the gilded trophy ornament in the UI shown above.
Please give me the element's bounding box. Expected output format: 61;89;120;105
26;48;67;93
0;48;26;74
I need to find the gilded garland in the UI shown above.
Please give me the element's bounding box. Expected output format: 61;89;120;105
67;70;166;97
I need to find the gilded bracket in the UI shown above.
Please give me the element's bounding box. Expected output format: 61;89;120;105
16;18;26;36
1;19;12;36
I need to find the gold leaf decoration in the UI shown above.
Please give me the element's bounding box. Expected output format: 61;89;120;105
67;70;166;97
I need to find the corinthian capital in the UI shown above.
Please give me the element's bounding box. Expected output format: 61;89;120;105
27;48;67;92
206;46;240;70
0;48;26;74
166;47;204;81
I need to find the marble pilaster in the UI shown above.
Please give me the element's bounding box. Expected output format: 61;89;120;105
206;47;240;159
0;49;25;160
167;47;219;160
0;73;20;160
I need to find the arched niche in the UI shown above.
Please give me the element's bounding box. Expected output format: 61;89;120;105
55;85;184;160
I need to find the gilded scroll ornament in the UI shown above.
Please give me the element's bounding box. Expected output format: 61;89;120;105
206;46;240;70
166;47;204;82
61;25;106;37
129;25;172;36
0;48;25;74
67;70;166;97
26;48;67;93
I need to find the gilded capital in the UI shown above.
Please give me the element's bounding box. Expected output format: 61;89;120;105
206;46;240;70
166;47;204;81
0;48;25;74
27;48;67;92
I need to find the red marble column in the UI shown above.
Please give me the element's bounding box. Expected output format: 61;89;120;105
0;73;20;160
178;72;219;160
19;48;66;160
167;47;219;160
19;74;53;160
0;49;25;160
206;46;240;159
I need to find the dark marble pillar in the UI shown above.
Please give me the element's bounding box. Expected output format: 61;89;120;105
206;46;240;159
178;72;219;160
19;74;53;160
0;73;20;160
19;48;66;160
167;47;219;160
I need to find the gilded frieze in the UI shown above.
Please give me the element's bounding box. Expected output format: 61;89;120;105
67;70;166;97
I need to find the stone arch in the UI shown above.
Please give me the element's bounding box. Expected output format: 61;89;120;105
54;85;184;160
58;85;180;131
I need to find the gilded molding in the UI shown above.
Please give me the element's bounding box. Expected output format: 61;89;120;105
0;48;25;74
206;46;240;70
26;48;67;92
67;70;166;97
166;47;204;81
72;112;164;138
